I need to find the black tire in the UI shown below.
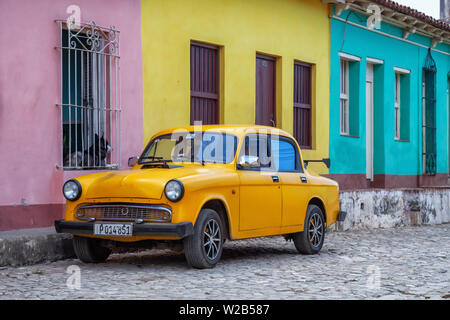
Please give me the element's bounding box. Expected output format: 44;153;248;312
72;236;111;263
183;209;224;269
293;205;325;255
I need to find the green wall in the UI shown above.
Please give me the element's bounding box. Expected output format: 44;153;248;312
330;9;450;177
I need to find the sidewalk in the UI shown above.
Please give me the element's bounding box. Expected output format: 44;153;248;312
0;227;74;267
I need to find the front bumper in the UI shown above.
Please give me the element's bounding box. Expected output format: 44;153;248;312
54;220;194;238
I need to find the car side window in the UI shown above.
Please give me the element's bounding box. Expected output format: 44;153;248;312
239;134;272;170
238;134;302;173
271;136;302;173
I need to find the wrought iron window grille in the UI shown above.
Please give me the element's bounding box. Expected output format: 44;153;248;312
56;20;121;170
422;49;437;176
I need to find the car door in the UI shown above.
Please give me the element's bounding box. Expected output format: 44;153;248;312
237;133;282;232
271;136;310;228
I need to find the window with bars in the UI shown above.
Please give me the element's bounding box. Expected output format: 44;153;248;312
422;49;437;175
58;20;121;170
340;60;349;135
293;62;312;149
190;42;219;125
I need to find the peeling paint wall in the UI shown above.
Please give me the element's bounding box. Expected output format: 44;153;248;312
334;189;450;231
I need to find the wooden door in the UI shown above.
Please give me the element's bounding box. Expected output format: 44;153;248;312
293;62;312;148
255;55;276;127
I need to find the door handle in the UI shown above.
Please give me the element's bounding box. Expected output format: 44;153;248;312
272;176;280;183
270;119;276;127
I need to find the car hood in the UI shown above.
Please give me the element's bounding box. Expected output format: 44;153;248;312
83;165;219;200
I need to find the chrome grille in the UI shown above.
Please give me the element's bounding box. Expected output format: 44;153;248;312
75;204;172;222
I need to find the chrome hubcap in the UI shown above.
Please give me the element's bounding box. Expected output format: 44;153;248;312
308;212;323;247
203;219;221;260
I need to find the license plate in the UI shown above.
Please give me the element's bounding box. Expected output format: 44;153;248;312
94;223;133;237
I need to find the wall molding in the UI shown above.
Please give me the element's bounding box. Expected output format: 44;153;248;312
331;15;450;57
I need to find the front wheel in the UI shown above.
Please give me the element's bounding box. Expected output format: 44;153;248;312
72;236;111;263
183;209;224;269
293;205;325;255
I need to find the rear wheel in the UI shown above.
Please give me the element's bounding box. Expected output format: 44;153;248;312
73;236;111;263
293;204;325;255
183;209;224;269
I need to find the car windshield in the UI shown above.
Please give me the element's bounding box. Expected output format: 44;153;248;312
139;131;238;165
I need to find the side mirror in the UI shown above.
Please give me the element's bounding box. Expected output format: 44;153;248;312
128;156;139;167
238;155;260;168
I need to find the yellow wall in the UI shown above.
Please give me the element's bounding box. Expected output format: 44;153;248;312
141;0;330;173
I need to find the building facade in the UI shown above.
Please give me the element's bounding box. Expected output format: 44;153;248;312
140;0;331;174
0;0;143;231
328;1;450;190
2;0;449;233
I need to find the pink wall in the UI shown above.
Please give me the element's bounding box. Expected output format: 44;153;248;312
0;0;143;230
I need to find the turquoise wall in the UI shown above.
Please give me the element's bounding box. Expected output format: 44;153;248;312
330;9;450;176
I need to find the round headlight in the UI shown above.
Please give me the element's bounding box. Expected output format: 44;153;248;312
164;180;184;202
63;180;82;201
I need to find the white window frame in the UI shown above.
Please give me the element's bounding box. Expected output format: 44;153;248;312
395;73;401;140
340;59;350;135
393;67;410;141
394;67;411;75
338;53;361;136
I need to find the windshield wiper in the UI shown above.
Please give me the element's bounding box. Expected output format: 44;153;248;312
139;156;171;165
140;156;164;161
140;159;174;169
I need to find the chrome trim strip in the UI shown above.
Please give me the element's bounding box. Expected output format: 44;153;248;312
78;204;172;213
75;203;172;222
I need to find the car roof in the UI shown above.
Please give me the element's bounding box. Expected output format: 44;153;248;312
153;125;295;140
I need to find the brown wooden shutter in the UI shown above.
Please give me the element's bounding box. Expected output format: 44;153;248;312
255;54;276;127
190;42;219;125
293;62;312;149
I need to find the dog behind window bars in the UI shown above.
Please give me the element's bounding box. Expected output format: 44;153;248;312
64;134;112;168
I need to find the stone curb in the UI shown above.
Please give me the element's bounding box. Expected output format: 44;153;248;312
0;228;75;267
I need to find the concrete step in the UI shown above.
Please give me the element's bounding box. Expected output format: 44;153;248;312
0;227;74;267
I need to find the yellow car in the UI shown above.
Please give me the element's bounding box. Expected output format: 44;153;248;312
55;125;345;269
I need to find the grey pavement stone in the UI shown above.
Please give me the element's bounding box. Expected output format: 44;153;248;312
0;224;449;300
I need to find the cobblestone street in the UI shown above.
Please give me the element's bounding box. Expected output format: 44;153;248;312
0;225;449;300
